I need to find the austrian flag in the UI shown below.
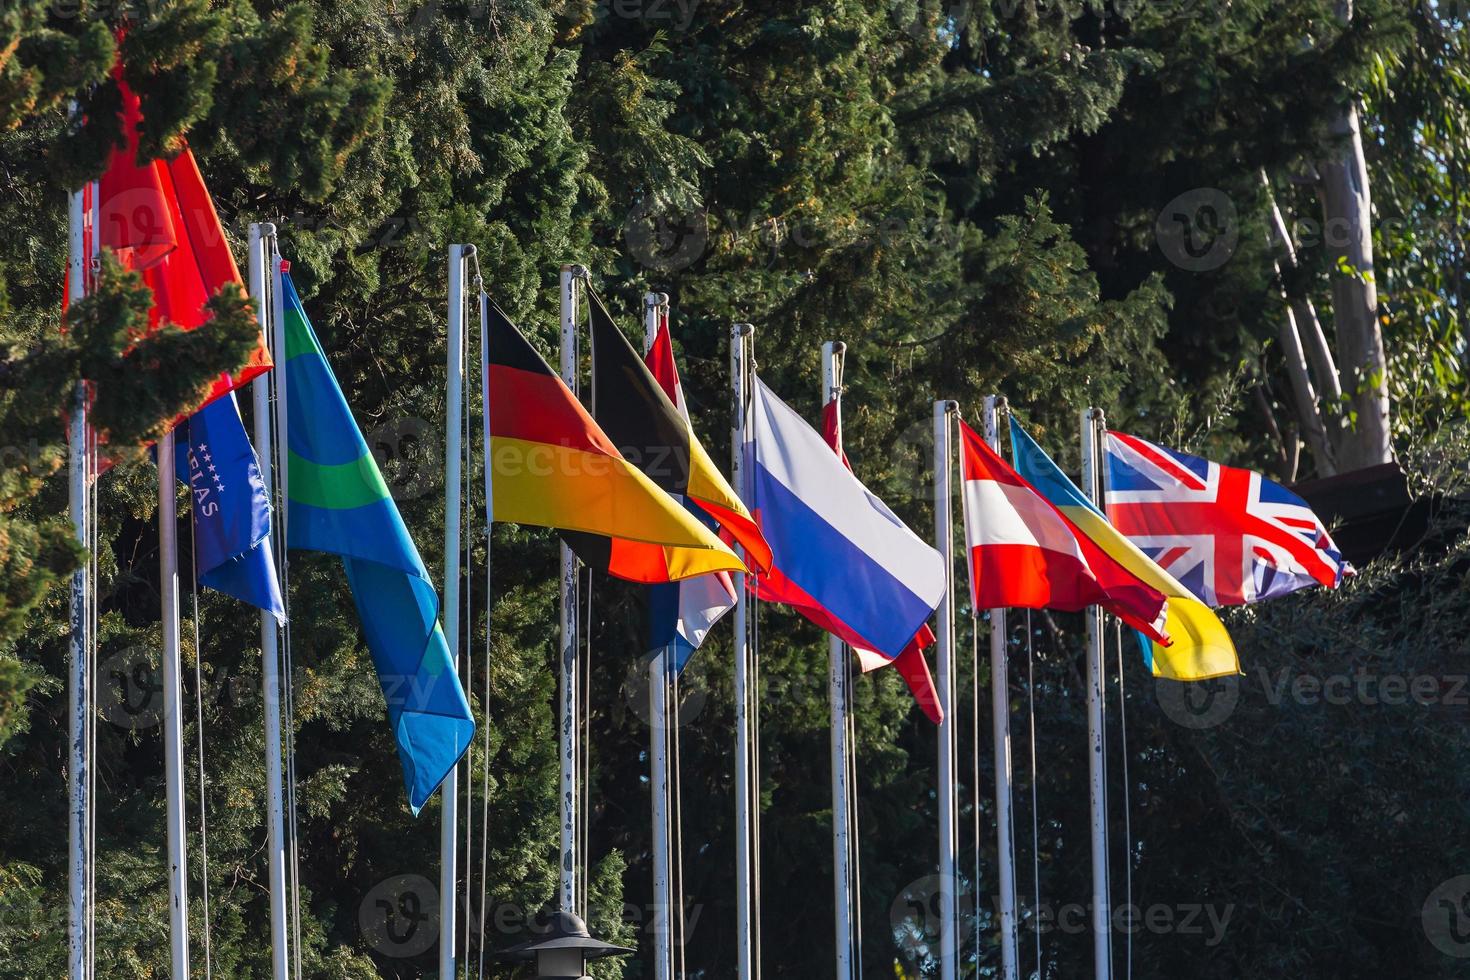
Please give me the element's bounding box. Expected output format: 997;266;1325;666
958;420;1170;642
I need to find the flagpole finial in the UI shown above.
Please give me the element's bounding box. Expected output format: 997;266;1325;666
733;321;754;336
561;263;589;279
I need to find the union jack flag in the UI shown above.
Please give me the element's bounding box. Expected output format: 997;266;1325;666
1103;431;1353;607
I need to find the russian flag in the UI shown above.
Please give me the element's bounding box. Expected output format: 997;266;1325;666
745;376;944;669
817;398;943;723
958;419;1170;642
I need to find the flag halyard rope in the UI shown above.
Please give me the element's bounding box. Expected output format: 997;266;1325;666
187;514;215;980
474;283;495;980
1026;609;1043;977
971;610;983;974
1115;622;1133;980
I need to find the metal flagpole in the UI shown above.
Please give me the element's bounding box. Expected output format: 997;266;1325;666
441;245;471;979
983;396;1021;980
269;254;289;509
824;341;854;980
1080;407;1112;980
645;293;674;980
932;400;959;980
249;222;291;980
267;244;302;980
66;178;92;980
558;265;585;916
159;427;191;978
84;176;100;980
730;322;755;980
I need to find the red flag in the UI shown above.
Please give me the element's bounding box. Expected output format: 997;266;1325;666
74;64;270;417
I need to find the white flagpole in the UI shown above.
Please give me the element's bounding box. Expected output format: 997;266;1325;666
269;257;288;510
645;293;674;980
248;222;291;980
268;243;299;980
730;322;755;980
158;427;191;978
983;396;1020;980
823;341;854;980
558;264;584;916
66;178;92;980
441;245;470;979
932;399;959;980
1080;407;1112;980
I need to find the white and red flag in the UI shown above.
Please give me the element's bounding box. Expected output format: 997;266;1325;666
958;419;1170;641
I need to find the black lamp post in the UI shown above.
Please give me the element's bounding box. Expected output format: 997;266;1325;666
495;910;634;979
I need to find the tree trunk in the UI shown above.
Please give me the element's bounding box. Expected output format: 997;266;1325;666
1261;169;1338;476
1315;6;1393;470
1271;286;1335;476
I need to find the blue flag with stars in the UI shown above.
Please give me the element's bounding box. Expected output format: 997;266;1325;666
175;391;285;622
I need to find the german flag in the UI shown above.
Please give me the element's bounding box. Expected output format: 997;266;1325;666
485;303;745;583
585;291;773;572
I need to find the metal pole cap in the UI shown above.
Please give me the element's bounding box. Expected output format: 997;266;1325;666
493;910;635;963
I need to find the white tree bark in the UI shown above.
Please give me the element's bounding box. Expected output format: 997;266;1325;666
1314;0;1393;471
1270;281;1334;477
1261;170;1338;476
1315;97;1392;470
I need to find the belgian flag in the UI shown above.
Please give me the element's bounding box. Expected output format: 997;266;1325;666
485;303;744;584
584;291;773;572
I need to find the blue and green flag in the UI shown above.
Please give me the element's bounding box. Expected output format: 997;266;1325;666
282;272;473;813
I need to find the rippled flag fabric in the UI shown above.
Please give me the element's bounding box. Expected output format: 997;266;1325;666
580;291;772;576
1009;419;1239;681
1104;430;1354;606
642;309;739;672
483;302;743;583
744;376;945;664
86;64;271;408
281;273;472;814
816;395;943;724
960;419;1170;641
174;392;284;621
